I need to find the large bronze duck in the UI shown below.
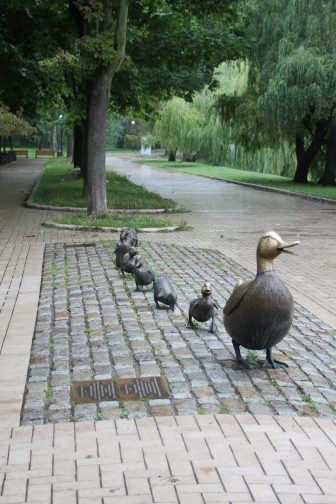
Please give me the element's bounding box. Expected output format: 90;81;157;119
223;231;299;368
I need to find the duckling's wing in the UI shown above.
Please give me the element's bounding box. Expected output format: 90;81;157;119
223;280;251;315
189;298;199;315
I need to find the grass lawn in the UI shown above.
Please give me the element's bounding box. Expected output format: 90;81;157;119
137;159;336;200
106;147;135;154
51;213;186;230
33;159;175;210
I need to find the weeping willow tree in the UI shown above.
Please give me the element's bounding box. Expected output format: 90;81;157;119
194;62;247;166
155;61;295;175
154;97;203;161
154;63;246;164
219;0;336;184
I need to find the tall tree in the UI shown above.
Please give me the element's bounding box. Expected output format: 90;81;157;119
69;0;129;215
217;0;336;184
68;0;242;215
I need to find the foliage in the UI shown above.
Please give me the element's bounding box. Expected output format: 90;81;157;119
217;0;336;183
124;135;141;150
154;97;203;154
0;1;74;118
0;103;34;137
109;1;244;115
33;159;175;209
154;62;294;174
141;134;155;148
106;117;125;148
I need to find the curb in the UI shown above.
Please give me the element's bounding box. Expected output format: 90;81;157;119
42;222;181;233
26;201;169;214
137;162;336;206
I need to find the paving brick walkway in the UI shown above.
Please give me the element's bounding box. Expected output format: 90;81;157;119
1;157;336;503
1;414;336;504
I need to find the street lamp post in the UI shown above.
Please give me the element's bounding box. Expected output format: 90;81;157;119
59;114;64;156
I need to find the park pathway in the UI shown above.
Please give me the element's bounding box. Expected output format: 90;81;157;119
107;155;336;329
0;157;336;503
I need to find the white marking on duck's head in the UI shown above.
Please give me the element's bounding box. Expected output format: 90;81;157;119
201;282;212;297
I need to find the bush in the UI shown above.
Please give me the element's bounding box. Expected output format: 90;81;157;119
124;134;141;150
70;165;81;179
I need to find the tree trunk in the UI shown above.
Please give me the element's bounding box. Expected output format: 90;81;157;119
86;70;110;216
168;149;177;162
319;125;336;186
67;132;74;158
52;125;58;151
293;135;309;183
293;124;326;183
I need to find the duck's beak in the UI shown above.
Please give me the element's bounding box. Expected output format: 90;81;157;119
278;240;300;254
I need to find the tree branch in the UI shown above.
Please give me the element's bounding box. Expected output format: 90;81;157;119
109;0;129;76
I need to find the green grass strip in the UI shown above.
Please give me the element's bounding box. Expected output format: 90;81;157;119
51;213;184;229
33;159;175;209
137;159;336;201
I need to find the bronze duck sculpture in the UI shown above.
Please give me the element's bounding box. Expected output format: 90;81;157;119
115;238;132;268
223;231;299;368
121;247;141;276
120;227;138;247
134;260;155;291
188;282;218;333
153;274;178;311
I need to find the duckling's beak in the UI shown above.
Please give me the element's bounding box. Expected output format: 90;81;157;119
278;240;300;254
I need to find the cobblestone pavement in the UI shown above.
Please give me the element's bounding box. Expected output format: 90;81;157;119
22;241;336;425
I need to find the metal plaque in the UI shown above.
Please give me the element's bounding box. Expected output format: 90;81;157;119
71;377;170;404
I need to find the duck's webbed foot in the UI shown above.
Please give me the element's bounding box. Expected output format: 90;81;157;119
265;348;288;368
209;317;217;334
187;316;194;328
232;340;251;368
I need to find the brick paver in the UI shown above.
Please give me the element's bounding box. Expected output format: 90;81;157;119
1;414;336;503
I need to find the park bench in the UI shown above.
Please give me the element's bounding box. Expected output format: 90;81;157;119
14;149;28;158
35;149;55;158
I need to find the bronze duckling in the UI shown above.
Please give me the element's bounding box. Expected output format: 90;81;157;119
114;236;133;269
121;247;141;276
223;231;299;368
120;227;138;247
188;282;218;333
153;274;178;311
134;259;155;291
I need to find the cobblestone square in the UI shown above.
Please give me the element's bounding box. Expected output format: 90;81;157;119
22;241;336;425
